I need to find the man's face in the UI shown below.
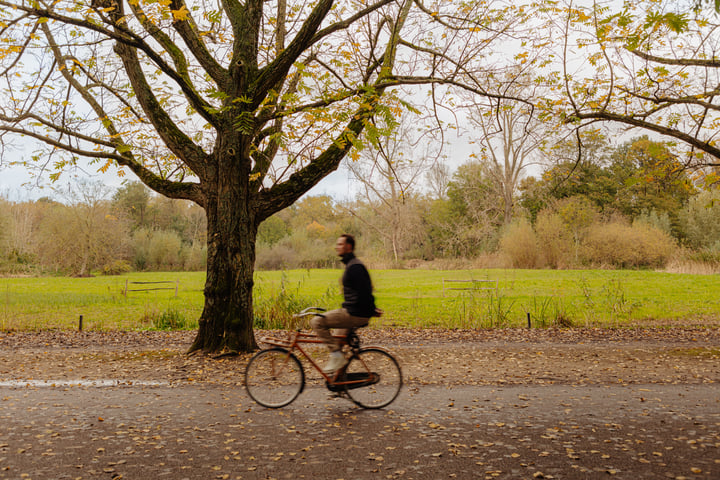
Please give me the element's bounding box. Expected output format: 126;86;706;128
335;237;352;256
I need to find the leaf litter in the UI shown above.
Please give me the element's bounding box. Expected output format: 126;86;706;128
0;327;718;479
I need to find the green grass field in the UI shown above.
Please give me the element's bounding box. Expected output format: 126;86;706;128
0;269;718;331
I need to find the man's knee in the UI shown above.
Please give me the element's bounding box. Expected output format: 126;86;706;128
310;316;324;330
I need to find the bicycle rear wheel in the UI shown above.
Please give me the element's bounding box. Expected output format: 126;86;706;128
344;347;402;409
245;348;305;408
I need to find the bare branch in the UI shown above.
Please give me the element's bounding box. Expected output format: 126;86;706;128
630;48;720;68
570;111;720;165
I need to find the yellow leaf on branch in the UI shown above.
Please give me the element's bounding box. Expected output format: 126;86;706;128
172;6;189;21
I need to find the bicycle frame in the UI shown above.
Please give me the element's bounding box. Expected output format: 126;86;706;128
258;331;378;389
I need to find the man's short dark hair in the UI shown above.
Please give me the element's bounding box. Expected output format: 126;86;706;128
341;234;355;250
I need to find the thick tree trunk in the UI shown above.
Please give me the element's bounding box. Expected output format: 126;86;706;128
189;203;259;353
189;149;260;354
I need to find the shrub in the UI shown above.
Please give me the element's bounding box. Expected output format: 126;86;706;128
101;260;132;275
635;209;672;235
498;218;542;268
35;200;131;276
0;250;40;275
141;307;194;330
256;233;337;270
131;228;184;270
256;243;298;270
684;242;720;265
679;190;720;249
148;230;183;270
131;227;152;270
582;221;676;268
535;210;572;268
183;242;207;271
297;238;337;268
666;244;720;274
0;203;8;254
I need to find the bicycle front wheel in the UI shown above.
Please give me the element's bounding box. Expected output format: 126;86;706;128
344;347;402;409
245;348;305;408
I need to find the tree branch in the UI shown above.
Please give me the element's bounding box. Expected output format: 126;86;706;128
630;48;720;68
570;111;720;164
616;85;720;112
0;0;216;126
310;0;397;45
255;107;370;220
113;39;210;180
251;0;334;106
167;0;230;88
0;120;203;202
37;22;208;202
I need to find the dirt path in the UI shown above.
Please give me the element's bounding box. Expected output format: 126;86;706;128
0;327;719;479
1;327;719;387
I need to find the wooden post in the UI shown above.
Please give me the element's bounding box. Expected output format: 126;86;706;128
79;315;83;332
527;312;531;329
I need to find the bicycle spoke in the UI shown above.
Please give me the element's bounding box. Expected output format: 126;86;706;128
245;348;305;408
343;348;402;409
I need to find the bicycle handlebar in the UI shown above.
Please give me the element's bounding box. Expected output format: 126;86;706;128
292;306;327;318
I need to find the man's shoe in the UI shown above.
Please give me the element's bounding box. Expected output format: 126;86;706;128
323;351;347;373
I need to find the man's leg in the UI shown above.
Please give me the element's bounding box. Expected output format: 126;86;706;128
311;308;351;352
311;309;368;373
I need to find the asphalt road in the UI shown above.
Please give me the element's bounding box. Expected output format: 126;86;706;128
1;381;718;480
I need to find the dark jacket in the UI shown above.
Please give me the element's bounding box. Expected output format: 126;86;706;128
341;253;376;318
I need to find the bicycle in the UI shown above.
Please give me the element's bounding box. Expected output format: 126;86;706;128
245;307;402;409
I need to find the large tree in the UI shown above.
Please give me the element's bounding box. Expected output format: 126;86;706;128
462;70;548;223
344;115;438;262
438;160;503;256
609;137;696;222
0;0;539;352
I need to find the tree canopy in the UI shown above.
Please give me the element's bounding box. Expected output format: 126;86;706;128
552;0;720;174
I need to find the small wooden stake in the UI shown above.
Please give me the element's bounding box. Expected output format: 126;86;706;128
79;315;83;332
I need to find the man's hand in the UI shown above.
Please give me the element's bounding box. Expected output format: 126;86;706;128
375;308;384;317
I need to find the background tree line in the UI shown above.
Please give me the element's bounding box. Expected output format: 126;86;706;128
258;132;719;273
2;133;718;276
0;181;207;276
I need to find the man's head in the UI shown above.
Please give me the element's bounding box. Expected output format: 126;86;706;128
335;234;355;256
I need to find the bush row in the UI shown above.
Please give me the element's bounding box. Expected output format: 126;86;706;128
499;217;677;269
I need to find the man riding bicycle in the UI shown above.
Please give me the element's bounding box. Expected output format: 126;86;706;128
311;234;380;373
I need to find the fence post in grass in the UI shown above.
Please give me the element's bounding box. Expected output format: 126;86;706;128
527;312;531;329
79;315;83;332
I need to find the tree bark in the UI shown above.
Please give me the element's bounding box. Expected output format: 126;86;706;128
189;213;259;353
189;148;260;354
